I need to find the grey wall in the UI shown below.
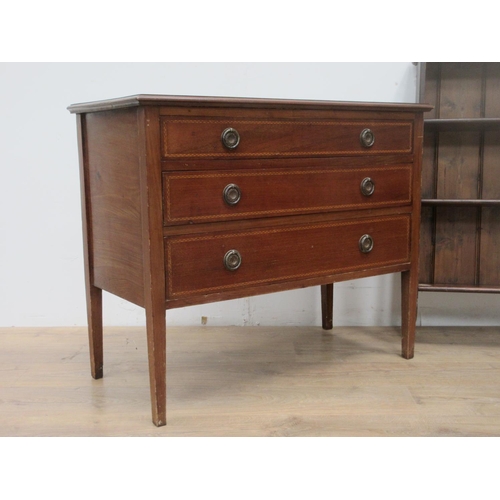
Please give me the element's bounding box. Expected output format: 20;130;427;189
0;62;497;327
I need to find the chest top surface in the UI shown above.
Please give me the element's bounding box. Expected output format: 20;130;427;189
68;94;433;114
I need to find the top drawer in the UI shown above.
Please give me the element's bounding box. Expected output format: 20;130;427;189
161;118;414;159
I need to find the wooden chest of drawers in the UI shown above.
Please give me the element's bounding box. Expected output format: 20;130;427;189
68;95;431;426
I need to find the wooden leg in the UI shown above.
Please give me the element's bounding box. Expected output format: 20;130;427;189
138;106;167;426
86;284;103;379
401;269;418;359
321;284;334;330
145;302;167;427
77;113;103;380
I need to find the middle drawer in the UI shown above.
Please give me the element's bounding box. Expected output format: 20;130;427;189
163;166;412;225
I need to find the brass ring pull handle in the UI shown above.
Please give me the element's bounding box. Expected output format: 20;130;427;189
221;128;240;149
224;249;242;271
360;128;375;148
359;234;374;253
360;177;375;196
223;184;241;205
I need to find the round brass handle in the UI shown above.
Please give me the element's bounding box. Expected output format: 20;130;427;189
359;234;374;253
360;177;375;196
223;184;241;205
223;249;242;271
221;127;240;149
360;128;375;148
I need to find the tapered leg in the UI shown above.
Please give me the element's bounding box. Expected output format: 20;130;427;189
145;302;167;427
86;284;103;379
139;106;167;426
77;113;104;380
401;269;418;359
321;284;334;330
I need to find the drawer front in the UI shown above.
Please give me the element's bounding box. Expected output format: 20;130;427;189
161;119;413;158
163;166;412;224
165;215;410;298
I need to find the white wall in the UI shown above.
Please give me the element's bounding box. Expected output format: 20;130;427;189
0;62;498;327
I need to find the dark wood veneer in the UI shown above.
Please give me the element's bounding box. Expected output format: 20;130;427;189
161;118;413;158
84;108;144;307
163;166;412;225
166;215;410;299
68;94;433;114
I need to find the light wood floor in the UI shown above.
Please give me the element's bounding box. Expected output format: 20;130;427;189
1;325;500;436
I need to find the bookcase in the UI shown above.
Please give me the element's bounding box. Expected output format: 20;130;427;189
418;62;500;294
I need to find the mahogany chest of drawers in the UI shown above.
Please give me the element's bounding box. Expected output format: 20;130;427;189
68;95;432;426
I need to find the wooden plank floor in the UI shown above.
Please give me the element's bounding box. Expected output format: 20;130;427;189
1;325;500;436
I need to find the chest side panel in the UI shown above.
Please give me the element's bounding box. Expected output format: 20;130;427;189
85;108;145;306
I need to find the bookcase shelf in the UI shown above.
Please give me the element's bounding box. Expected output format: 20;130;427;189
421;199;500;206
425;118;500;130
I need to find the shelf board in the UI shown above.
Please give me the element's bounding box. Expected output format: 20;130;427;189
424;118;500;131
419;284;500;294
421;199;500;206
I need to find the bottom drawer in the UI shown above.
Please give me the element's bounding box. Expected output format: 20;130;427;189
165;215;410;299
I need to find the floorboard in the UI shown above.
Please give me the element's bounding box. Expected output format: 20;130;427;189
1;325;500;436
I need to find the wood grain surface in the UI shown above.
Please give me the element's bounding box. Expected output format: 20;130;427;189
67;93;433;114
84;108;145;306
165;216;410;299
138;106;167;427
2;326;500;437
163;166;412;224
161;118;413;158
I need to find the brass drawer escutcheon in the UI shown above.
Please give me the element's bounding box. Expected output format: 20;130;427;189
359;234;374;253
221;127;240;149
223;249;242;271
223;183;241;205
360;128;375;148
360;177;375;196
